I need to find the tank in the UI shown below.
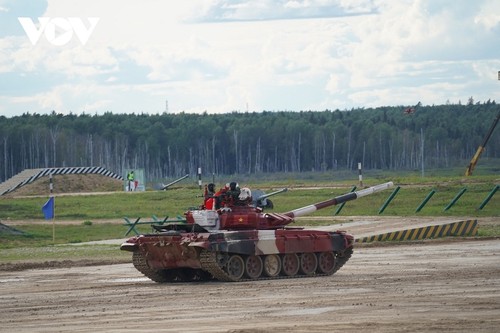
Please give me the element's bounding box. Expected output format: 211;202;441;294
251;187;288;209
120;181;394;282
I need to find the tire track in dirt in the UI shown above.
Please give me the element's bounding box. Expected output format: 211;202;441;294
0;239;499;332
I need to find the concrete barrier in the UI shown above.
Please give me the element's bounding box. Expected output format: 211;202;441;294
355;219;478;243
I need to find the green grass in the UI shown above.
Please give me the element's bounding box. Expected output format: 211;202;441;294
0;189;196;220
1;175;498;220
0;223;126;248
0;173;498;266
478;224;500;237
267;180;499;217
0;223;136;264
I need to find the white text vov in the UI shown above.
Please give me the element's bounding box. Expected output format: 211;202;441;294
18;17;99;46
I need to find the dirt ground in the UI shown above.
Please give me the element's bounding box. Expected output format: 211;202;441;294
1;239;499;333
1;177;499;332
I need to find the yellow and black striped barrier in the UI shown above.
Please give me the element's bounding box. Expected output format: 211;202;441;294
356;219;478;243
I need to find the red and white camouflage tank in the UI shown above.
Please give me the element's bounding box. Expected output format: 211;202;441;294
120;182;393;282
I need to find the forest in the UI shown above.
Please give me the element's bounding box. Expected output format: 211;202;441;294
1;100;499;183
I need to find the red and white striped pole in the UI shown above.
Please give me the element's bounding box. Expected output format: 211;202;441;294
284;182;394;218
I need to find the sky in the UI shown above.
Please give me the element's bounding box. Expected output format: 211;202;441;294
0;0;499;117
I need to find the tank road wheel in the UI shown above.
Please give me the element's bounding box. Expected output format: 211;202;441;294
317;251;336;275
299;252;318;276
226;255;245;281
245;255;263;279
281;253;300;276
263;254;281;277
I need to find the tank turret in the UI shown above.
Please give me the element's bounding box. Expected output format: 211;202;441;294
184;182;393;231
121;181;394;282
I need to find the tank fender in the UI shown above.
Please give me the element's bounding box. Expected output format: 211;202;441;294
329;232;351;251
202;239;256;255
188;241;210;249
190;231;258;255
120;241;139;252
342;232;355;248
120;242;138;252
120;236;140;252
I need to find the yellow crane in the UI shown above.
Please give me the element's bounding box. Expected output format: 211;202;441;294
465;110;500;176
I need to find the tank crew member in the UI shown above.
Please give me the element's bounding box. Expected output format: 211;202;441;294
204;183;216;210
214;183;229;209
225;182;241;205
238;187;252;205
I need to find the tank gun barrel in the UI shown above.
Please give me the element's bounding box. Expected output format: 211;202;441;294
161;174;189;190
284;182;394;218
256;188;288;201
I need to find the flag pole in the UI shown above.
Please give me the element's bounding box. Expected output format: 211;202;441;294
50;174;55;243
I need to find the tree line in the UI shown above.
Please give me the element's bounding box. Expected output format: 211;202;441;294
1;101;499;182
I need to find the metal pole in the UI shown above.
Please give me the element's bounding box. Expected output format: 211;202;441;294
415;189;436;213
478;185;498;210
421;128;425;178
161;174;189;190
358;163;363;187
334;185;356;215
198;167;202;189
443;187;467;211
49;174;53;194
378;186;401;214
50;174;55;243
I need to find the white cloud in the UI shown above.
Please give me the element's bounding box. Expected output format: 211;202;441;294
475;0;500;30
1;0;499;116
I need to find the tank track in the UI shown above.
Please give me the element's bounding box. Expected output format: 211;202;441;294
133;248;353;283
332;247;353;274
199;250;236;282
199;248;354;282
132;251;172;283
132;251;212;282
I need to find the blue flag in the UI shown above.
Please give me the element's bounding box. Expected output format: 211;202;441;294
42;197;55;220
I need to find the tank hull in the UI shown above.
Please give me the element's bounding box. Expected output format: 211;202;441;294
120;182;393;283
121;228;354;282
